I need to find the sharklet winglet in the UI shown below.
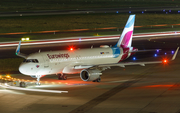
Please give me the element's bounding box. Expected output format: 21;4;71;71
16;40;27;58
171;47;179;60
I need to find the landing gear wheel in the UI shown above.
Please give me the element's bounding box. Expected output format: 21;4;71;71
92;77;101;82
96;77;101;82
58;74;62;80
62;75;67;80
58;74;67;80
35;82;41;86
20;82;26;87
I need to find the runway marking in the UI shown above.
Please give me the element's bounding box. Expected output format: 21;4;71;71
0;83;68;94
69;66;153;113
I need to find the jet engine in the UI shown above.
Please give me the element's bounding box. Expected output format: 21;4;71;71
80;69;102;81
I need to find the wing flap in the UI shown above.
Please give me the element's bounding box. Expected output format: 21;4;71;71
98;61;162;68
129;49;161;53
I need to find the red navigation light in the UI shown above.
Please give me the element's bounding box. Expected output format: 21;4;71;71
70;48;73;51
68;45;75;51
163;59;168;64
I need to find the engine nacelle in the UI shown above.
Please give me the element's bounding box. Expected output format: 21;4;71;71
80;69;102;81
30;75;37;78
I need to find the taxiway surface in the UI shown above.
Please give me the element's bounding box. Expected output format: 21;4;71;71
0;34;180;113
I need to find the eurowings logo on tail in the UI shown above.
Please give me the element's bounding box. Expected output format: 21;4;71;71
115;15;135;48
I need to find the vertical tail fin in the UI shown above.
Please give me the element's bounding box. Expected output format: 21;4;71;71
115;15;135;48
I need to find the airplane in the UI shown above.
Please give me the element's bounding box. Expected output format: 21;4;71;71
16;14;179;85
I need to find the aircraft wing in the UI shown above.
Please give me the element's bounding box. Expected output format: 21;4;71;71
98;47;179;68
74;47;179;70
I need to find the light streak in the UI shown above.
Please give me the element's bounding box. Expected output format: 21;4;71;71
0;31;180;47
0;84;68;93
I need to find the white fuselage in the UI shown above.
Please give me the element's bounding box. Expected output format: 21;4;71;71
19;46;128;76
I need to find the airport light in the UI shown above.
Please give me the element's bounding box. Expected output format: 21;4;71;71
154;54;157;57
26;37;29;41
21;37;30;41
133;57;136;60
21;38;25;41
6;75;11;78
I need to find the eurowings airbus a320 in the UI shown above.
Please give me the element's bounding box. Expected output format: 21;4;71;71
16;15;179;85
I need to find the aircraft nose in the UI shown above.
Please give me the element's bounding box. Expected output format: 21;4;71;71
19;63;36;75
19;63;28;75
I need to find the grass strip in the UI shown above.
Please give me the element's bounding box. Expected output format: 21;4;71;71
1;13;180;33
0;13;180;42
0;26;180;42
0;58;23;73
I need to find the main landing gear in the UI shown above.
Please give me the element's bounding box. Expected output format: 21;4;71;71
58;74;67;80
93;77;101;82
20;82;26;87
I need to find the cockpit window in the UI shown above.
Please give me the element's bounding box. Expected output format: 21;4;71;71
23;59;39;63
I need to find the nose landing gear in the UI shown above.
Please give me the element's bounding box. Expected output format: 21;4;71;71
93;77;101;82
35;75;42;85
